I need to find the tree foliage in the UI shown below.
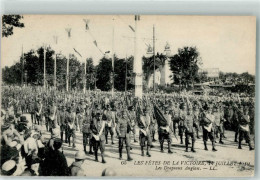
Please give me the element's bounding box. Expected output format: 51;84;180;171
2;15;24;37
169;46;200;88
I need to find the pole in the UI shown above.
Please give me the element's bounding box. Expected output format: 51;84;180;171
43;44;46;89
153;25;155;93
134;15;142;99
111;18;115;97
54;54;57;88
53;36;58;89
84;58;87;93
21;45;24;86
65;28;71;92
125;55;128;92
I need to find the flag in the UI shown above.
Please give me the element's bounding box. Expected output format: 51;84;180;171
73;48;82;57
153;104;167;127
93;40;98;47
83;19;90;30
128;25;135;32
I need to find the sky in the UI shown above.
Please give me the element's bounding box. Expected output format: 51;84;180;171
1;15;256;74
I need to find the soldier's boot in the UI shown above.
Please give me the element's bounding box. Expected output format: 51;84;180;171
185;138;189;152
65;132;68;143
89;144;94;155
101;153;106;163
160;143;164;153
141;147;144;156
197;130;200;139
234;132;238;142
249;142;254;151
105;136;108;144
168;143;173;154
212;141;217;151
238;140;242;149
94;151;98;162
60;132;63;142
152;133;156;142
146;146;151;157
191;141;196;153
83;145;87;154
111;136;114;144
126;147;133;161
204;141;208;151
219;134;224;144
119;148;123;159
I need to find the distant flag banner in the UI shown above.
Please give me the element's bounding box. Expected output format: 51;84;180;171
93;40;98;47
153;104;167;127
128;25;135;32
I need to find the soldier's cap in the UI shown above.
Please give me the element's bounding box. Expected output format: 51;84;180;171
96;112;101;117
1;123;11;131
53;138;63;150
1;160;17;176
75;150;87;160
20;116;28;123
128;105;133;111
102;168;116;176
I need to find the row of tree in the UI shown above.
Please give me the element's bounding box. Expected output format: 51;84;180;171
0;45;211;92
4;45;253;92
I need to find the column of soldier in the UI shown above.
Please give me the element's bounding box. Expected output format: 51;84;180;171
1;86;254;176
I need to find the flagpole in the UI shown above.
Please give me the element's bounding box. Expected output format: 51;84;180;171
43;44;46;89
65;28;71;92
112;18;115;97
21;45;24;86
125;54;128;93
53;36;58;89
153;25;155;94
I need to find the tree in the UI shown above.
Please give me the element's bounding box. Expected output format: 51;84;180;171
169;46;200;89
2;15;24;37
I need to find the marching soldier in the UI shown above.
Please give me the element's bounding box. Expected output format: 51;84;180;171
183;105;196;152
128;106;138;143
158;106;173;154
35;98;43;126
213;105;225;144
90;112;106;163
116;110;133;161
201;104;217;151
179;103;186;144
193;104;201;139
82;106;93;154
67;107;76;148
237;105;254;150
104;105;115;145
139;108;152;157
48;100;57;134
58;105;67;142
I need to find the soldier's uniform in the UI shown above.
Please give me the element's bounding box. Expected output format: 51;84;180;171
183;106;196;152
237;106;254;150
139;109;152;157
158;108;173;154
193;105;201;139
128;106;138;142
35;99;43;126
90;113;106;163
82;108;93;154
58;105;67;142
201;105;217;151
213;106;225;144
179;103;186;144
104;106;115;145
48;102;57;134
67;107;76;148
116;111;133;161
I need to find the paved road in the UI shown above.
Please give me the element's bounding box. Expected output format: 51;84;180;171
26;114;255;177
